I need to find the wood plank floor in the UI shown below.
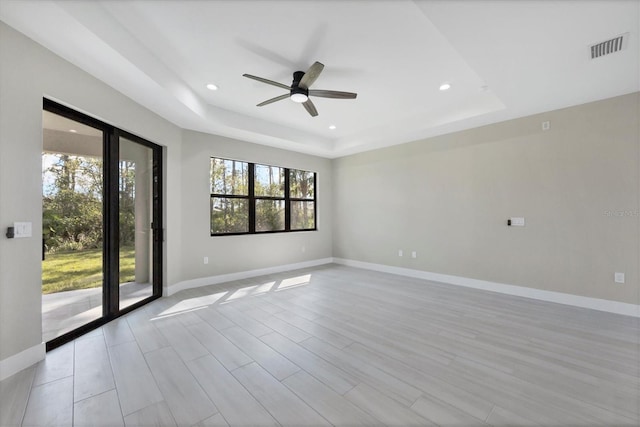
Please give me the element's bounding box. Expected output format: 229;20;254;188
1;264;638;426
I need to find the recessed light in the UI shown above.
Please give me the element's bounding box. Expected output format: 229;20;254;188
439;83;451;91
206;83;219;91
328;125;336;130
69;129;77;133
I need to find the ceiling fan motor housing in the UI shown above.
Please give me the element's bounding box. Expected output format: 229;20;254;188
290;71;309;101
292;71;305;86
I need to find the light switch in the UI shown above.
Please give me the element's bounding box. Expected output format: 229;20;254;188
13;222;32;238
509;217;525;227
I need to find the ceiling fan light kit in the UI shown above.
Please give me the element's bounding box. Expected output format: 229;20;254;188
243;61;357;117
290;71;308;103
290;92;308;103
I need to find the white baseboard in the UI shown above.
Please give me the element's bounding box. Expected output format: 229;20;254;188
333;258;640;318
0;342;45;381
167;257;334;296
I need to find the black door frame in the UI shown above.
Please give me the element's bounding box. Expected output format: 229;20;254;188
43;99;163;351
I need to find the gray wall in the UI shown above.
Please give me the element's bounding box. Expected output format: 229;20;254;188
0;22;183;361
333;93;639;304
179;130;333;281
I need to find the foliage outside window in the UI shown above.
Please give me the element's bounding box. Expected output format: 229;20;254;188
42;154;104;252
210;157;316;235
42;154;139;253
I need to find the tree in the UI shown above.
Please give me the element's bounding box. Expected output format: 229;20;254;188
43;154;139;252
119;161;136;247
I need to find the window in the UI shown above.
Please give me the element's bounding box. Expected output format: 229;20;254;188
255;164;285;232
210;157;316;235
210;158;249;234
289;169;315;230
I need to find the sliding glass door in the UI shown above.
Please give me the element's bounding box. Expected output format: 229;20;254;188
118;136;160;310
42;110;105;343
42;100;163;350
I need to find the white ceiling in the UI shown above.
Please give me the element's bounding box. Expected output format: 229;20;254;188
42;110;102;137
1;1;638;158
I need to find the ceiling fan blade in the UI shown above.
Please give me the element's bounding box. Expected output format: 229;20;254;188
242;74;290;90
298;61;324;89
257;94;290;107
302;99;318;117
309;90;357;99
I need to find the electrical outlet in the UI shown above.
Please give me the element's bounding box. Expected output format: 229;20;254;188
614;272;625;284
411;251;417;259
301;246;306;253
398;249;403;257
203;257;209;265
542;121;550;131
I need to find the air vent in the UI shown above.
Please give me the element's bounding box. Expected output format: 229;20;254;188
590;33;628;59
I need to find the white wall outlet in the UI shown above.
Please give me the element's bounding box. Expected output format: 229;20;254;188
301;246;306;253
398;249;403;257
13;222;32;238
542;121;550;131
614;272;625;284
203;256;209;265
411;251;417;259
509;217;525;227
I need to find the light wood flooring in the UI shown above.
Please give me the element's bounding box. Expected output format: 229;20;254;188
1;264;638;426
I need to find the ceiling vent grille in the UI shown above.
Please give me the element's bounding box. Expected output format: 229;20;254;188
590;33;628;59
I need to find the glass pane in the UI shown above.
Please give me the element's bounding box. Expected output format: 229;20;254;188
42;110;104;342
255;199;285;232
255;164;284;197
211;197;249;233
119;137;154;310
211;158;248;195
291;201;316;230
290;169;315;199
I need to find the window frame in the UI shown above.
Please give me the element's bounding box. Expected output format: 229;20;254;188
254;163;286;233
210;158;251;235
210;157;317;236
288;169;317;231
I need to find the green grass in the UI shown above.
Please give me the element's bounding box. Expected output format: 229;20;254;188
42;247;135;294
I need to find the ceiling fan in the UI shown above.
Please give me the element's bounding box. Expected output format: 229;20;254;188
242;61;357;117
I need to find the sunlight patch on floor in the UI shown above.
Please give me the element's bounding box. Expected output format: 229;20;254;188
276;274;311;290
152;305;209;321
